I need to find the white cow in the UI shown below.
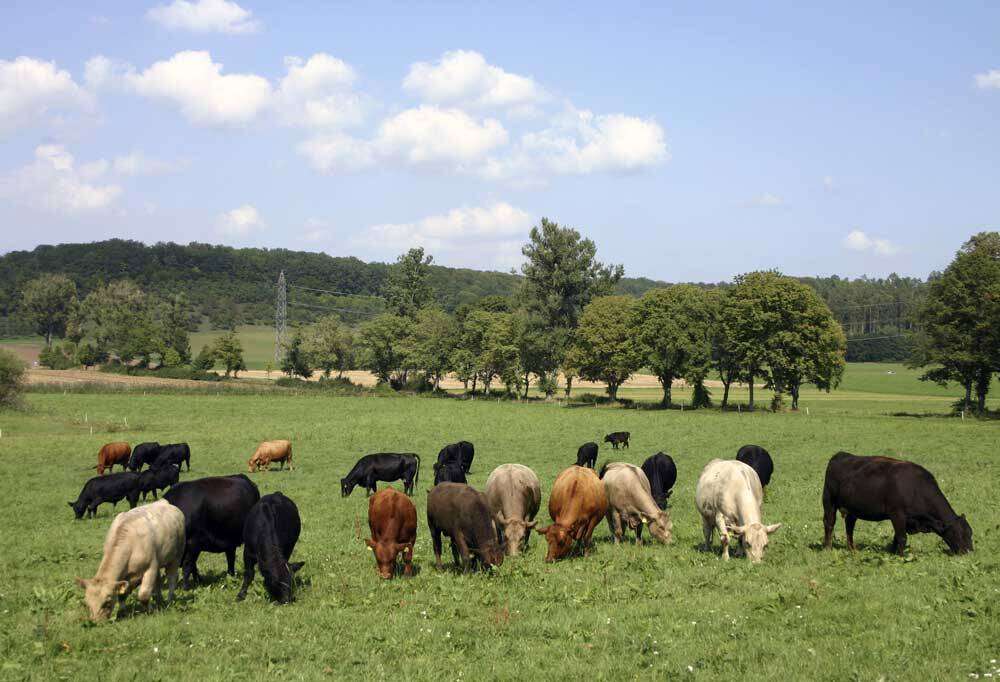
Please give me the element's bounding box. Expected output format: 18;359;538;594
695;459;781;563
602;462;673;544
75;499;185;621
485;464;541;556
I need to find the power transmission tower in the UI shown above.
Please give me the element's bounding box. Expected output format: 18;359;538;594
275;270;287;363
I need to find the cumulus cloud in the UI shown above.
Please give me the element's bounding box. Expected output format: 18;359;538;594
404;50;544;112
0;144;121;214
113;151;187;176
218;204;265;236
147;0;259;34
275;54;365;129
748;192;785;207
974;69;1000;90
843;229;897;255
0;56;91;137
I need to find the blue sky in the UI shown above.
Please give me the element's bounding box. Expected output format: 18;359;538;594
1;0;998;281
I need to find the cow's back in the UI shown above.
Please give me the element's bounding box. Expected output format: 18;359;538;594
550;466;607;525
369;488;416;542
696;459;762;516
165;475;260;550
485;464;541;520
604;463;657;514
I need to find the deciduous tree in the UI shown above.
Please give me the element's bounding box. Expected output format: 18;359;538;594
569;296;640;401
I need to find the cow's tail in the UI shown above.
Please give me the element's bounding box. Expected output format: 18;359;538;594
413;453;420;487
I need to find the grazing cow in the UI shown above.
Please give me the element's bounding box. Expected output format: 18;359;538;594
575;442;599;469
97;442;132;475
433;460;467;485
602;462;673;545
485;464;541;556
604;432;630;450
695;459;781;563
75;500;185;622
69;472;141;519
365;488;418;579
736;445;774;489
641;453;677;510
535;466;608;562
248;440;293;473
128;442;161;472
153;443;190;471
822;452;973;556
341;453;420;497
137;463;180;501
437;441;475;474
427;483;504;572
164;474;260;588
236;492;304;603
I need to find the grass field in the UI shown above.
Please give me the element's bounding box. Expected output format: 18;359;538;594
1;382;998;680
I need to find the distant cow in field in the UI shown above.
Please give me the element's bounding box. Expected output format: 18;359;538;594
366;488;417;579
604;432;630;450
602;462;673;545
137;463;180;500
536;466;608;562
128;442;161;471
641;453;677;509
70;472;141;519
341;453;420;497
427;483;504;572
822;452;973;556
437;441;475;474
164;474;260;588
575;442;598;469
695;459;781;563
75;500;185;622
97;442;131;475
153;443;190;472
736;445;774;490
237;492;303;603
248;440;293;472
485;464;541;556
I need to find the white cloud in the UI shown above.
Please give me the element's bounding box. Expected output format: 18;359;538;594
147;0;259;34
0;56;91;137
112;151;186;176
122;51;272;126
974;69;1000;90
823;176;835;191
274;54;365;129
298;133;377;172
843;229;898;255
403;50;544;112
0;144;121;215
218;204;265;236
748;192;785;207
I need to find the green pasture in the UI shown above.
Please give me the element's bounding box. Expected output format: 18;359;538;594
0;382;997;680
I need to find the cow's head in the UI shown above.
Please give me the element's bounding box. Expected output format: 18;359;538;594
942;514;974;554
642;511;674;545
497;512;537;556
728;522;781;563
536;523;576;562
75;577;127;622
340;478;355;497
366;538;407;579
247;456;259;473
261;559;304;604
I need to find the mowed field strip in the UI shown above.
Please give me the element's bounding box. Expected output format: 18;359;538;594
0;385;998;679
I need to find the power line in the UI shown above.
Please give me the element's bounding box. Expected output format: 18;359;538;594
845;334;909;342
287;300;382;317
288;284;383;298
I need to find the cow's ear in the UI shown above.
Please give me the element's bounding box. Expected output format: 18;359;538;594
726;524;746;536
115;581;128;595
495;511;506;524
289;561;305;573
364;538;375;549
765;523;782;534
75;577;88;589
535;525;550;536
68;502;74;507
525;520;537;529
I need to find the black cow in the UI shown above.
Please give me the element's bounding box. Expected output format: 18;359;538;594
137;463;180;500
154;443;191;471
822;452;973;556
576;442;598;468
433;460;468;485
237;492;304;604
68;472;140;519
128;442;161;471
437;441;475;474
427;482;504;572
604;432;630;449
341;453;420;497
641;452;677;510
736;445;774;488
164;474;261;588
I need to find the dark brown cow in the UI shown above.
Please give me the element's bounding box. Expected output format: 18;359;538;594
97;442;131;475
535;466;608;562
366;488;417;579
822;452;973;556
427;483;503;572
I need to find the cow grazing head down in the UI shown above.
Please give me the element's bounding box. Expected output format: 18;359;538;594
340;478;355;497
75;577;127;622
366;539;410;579
940;514;974;554
535;523;577;563
727;522;782;563
259;560;304;604
642;512;674;544
496;512;537;556
68;500;85;519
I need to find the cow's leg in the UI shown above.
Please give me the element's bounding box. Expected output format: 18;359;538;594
844;514;858;552
581;516;601;557
151;489;158;500
890;513;907;556
452;534;472;572
701;515;714;550
166;563;178;604
236;549;255;601
225;548;237;576
822;496;837;549
136;564;159;610
606;510;621;544
402;544;414;577
182;548;201;589
635;520;644;546
430;527;444;570
714;513;730;560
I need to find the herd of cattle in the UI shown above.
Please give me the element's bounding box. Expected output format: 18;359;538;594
70;435;974;622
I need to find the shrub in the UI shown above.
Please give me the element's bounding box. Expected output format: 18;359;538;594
75;342;105;369
192;345;215;371
0;349;26;408
161;347;182;368
38;342;77;369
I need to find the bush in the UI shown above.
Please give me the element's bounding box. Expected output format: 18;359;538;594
0;349;26;408
75;342;105;369
98;364;224;381
161;347;182;368
38;342;77;369
192;345;215;371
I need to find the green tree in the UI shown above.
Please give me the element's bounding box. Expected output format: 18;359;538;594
0;349;26;409
305;315;353;378
212;330;246;377
20;274;78;347
407;308;457;389
281;333;313;379
81;280;159;365
634;285;714;406
192;344;216;371
357;314;413;385
449;348;476;392
75;342;103;370
709;289;743;408
911;232;1000;414
384;247;434;319
159;294;193;363
569;296;640;401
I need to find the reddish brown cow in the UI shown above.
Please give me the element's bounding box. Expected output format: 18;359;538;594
366;488;417;579
535;465;608;562
97;442;131;475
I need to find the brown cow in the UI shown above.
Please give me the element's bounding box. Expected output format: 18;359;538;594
97;442;131;475
248;440;293;472
535;466;608;562
365;488;417;579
